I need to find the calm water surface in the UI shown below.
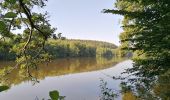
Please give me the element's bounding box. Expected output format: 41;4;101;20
0;57;132;100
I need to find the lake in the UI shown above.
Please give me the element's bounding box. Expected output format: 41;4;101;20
0;57;132;100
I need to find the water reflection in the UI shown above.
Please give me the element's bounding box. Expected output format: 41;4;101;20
0;57;127;100
120;73;170;100
120;69;170;100
0;58;169;100
154;71;170;100
0;57;122;86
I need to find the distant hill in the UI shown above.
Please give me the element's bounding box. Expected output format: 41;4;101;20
0;39;118;60
46;39;118;58
66;39;118;49
51;39;118;49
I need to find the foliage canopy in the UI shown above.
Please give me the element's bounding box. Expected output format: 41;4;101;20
105;0;170;79
0;0;55;77
104;0;170;99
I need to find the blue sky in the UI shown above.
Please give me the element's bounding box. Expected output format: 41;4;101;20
36;0;123;45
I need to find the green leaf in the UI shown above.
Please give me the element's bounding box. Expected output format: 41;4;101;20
49;90;59;100
5;12;17;18
0;86;9;92
0;21;6;30
6;0;17;4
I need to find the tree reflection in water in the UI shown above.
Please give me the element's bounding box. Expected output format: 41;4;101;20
0;57;122;86
99;69;170;100
122;70;170;100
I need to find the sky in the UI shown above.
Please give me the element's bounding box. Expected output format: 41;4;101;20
1;0;123;46
36;0;123;46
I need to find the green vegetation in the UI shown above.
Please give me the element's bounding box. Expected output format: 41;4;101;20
99;79;118;100
105;0;170;99
1;0;169;99
49;90;65;100
0;38;119;60
49;90;60;100
0;86;9;92
47;39;118;58
105;0;170;79
0;0;55;73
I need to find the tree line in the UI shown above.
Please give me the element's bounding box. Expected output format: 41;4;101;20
47;39;118;58
0;36;121;60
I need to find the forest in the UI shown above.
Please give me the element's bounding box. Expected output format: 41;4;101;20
0;0;169;100
47;39;118;58
0;36;120;60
